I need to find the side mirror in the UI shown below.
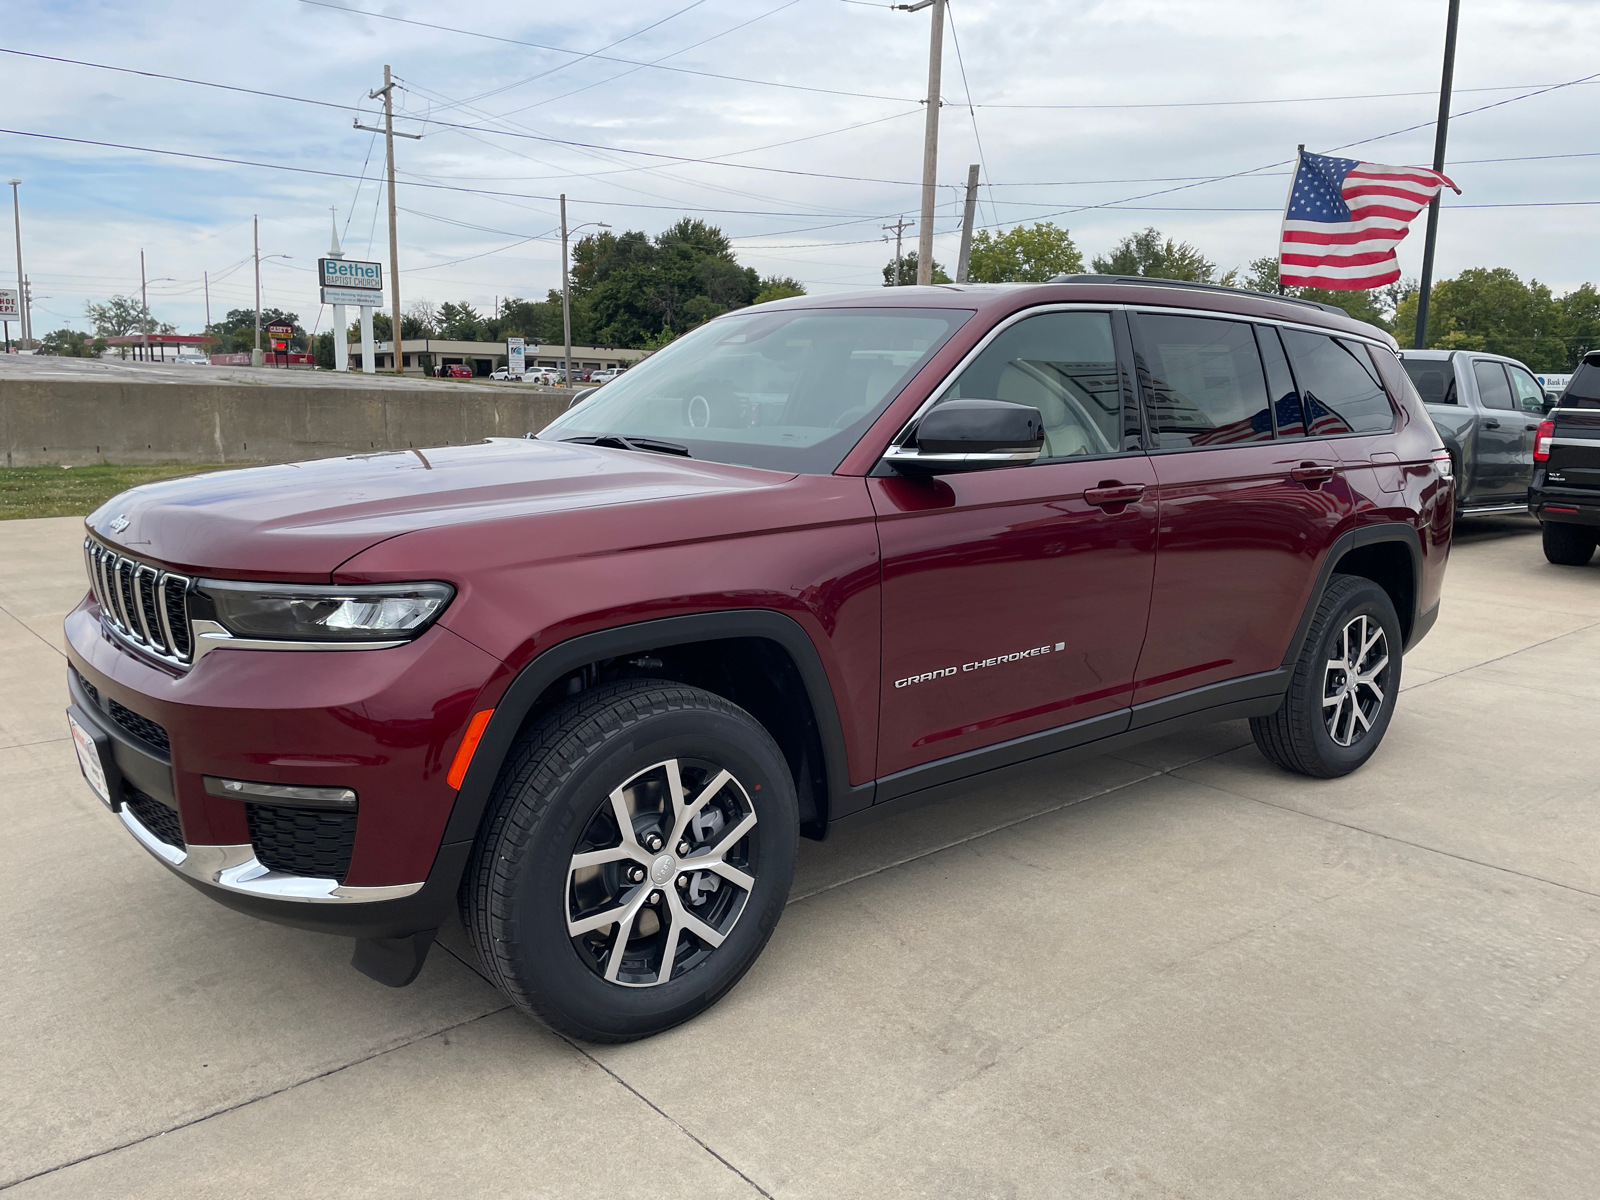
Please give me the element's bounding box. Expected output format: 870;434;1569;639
567;387;599;410
884;398;1045;475
1543;393;1559;413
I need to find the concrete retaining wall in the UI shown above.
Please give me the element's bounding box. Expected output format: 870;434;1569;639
0;379;572;467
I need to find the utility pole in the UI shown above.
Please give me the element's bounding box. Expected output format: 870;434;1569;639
204;270;211;330
1413;0;1460;350
252;216;262;367
7;179;26;348
898;0;944;285
955;163;979;283
355;65;421;375
883;216;913;286
140;248;149;362
561;194;573;386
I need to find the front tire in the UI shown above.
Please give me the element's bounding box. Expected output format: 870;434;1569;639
1252;575;1401;778
1541;520;1598;566
461;680;798;1042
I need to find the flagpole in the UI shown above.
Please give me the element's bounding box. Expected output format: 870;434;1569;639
1413;0;1460;349
1278;144;1304;295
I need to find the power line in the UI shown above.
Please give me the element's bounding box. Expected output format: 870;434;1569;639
294;0;920;103
944;2;996;227
969;80;1600;110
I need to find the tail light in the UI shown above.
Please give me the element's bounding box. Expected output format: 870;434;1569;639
1431;449;1453;479
1534;420;1555;462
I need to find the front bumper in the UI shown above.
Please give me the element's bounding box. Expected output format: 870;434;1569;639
64;593;506;940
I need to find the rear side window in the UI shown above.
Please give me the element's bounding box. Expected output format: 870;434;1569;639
1402;359;1457;405
1473;361;1516;410
1280;330;1396;435
1256;325;1304;436
933;311;1126;458
1136;314;1273;448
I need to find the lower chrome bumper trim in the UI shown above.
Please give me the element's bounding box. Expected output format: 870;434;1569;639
117;798;425;904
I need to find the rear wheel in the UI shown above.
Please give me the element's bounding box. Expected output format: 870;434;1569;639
1541;520;1598;566
461;680;797;1042
1252;575;1401;778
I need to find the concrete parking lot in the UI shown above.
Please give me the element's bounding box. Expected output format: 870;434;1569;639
3;513;1598;1198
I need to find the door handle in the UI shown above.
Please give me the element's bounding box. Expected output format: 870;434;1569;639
1525;423;1540;431
1483;419;1500;429
1084;482;1145;509
1289;464;1336;485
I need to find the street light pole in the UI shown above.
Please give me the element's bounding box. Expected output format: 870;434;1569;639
9;179;28;348
898;0;944;286
140;248;148;362
253;215;262;367
561;194;572;387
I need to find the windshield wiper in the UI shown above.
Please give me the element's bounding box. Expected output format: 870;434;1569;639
563;435;692;458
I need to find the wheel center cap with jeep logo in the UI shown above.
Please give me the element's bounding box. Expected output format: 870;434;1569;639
650;854;677;886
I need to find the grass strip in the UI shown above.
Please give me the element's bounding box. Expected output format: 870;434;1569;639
0;464;233;520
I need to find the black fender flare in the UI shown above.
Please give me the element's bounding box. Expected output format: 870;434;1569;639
441;609;866;848
1281;522;1425;669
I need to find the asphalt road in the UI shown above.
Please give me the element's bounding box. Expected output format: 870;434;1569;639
2;513;1597;1198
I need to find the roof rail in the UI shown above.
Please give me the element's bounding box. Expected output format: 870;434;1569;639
1046;273;1349;317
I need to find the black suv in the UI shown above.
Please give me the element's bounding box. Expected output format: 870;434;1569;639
1530;350;1600;564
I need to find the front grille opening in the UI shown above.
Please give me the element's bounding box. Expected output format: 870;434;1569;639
164;586;191;659
137;570;166;652
124;785;185;850
107;699;171;757
246;804;357;882
116;565;141;639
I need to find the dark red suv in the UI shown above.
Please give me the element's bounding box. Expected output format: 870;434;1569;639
65;278;1452;1041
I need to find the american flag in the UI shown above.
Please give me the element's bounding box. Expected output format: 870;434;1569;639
1280;151;1459;290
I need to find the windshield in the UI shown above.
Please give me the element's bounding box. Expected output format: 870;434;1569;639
539;307;972;474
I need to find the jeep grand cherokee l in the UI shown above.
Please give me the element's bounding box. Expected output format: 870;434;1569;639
65;277;1453;1041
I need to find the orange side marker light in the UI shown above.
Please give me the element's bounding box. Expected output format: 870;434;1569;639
447;709;495;790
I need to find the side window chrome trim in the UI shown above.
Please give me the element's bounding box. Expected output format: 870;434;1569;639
888;303;1133;452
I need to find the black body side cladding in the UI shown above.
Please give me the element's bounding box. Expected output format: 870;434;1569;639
352;928;440;988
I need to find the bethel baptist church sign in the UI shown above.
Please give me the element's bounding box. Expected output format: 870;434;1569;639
318;258;382;291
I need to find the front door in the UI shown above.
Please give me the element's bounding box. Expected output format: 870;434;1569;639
871;308;1158;785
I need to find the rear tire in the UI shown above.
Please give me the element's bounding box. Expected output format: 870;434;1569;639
1252;575;1401;779
1541;520;1598;566
461;680;797;1043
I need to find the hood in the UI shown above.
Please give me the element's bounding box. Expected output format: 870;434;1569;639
85;439;796;580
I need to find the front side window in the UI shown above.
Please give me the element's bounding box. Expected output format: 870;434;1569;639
539;307;971;474
1137;314;1273;448
930;311;1125;458
1473;361;1516;411
1402;358;1457;405
1506;365;1547;413
1281;330;1396;435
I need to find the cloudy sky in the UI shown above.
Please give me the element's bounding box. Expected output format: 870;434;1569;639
4;0;1596;336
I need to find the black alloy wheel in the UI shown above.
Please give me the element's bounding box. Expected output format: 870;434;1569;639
1252;574;1402;778
462;680;797;1042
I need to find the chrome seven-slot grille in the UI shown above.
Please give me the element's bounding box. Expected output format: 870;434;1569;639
83;538;194;664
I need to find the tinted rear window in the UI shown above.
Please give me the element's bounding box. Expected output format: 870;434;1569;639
1137;314;1273;448
1403;359;1457;405
1564;361;1600;409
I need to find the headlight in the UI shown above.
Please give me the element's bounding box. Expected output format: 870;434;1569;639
193;580;455;642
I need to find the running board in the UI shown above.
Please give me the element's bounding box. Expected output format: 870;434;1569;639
1459;504;1530;515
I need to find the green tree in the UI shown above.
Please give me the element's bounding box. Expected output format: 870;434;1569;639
1392;268;1567;369
1557;283;1600;366
1241;255;1397;330
436;301;484;341
85;295;153;337
41;328;105;357
966;222;1083;282
883;251;950;286
1092;227;1217;282
752;276;806;305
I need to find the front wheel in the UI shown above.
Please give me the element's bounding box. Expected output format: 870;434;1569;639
1252;575;1402;778
461;681;798;1042
1541;520;1598;566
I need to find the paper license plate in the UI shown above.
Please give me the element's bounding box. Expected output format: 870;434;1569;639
68;712;112;808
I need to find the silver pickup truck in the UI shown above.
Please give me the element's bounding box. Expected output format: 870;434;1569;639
1399;349;1554;517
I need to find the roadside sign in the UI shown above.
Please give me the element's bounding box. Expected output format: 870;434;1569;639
267;322;294;338
319;258;382;291
321;286;381;307
0;287;18;321
507;337;525;376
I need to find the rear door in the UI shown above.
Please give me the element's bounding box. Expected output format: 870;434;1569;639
1128;314;1355;709
1469;359;1526;502
871;307;1157;784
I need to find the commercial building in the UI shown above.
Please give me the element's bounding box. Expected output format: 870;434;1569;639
358;339;648;376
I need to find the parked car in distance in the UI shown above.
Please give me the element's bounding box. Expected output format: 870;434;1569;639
589;368;626;383
440;364;473;379
65;276;1452;1043
1399;349;1550;516
489;367;522;381
1529;349;1600;564
173;353;211;366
